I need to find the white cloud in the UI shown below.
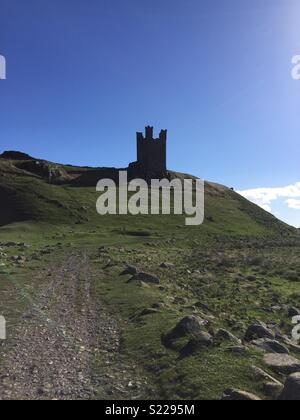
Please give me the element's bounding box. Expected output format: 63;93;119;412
286;199;300;209
238;181;300;212
237;181;300;219
260;204;272;213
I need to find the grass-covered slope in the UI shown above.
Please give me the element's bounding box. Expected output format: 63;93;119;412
0;152;296;237
1;152;300;401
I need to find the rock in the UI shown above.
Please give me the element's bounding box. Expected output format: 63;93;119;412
173;296;188;305
281;335;300;352
120;265;139;276
180;331;213;357
151;302;165;309
222;389;261;401
160;262;174;269
288;307;300;317
129;272;160;285
216;329;241;344
251;338;289;354
287;342;300;354
271;306;282;312
244;324;275;342
263;382;284;398
250;366;282;385
264;354;300;375
171;316;207;336
139;308;160;317
162;316;208;346
194;302;212;312
279;373;300;400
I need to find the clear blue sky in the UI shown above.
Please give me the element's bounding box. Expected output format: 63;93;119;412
0;0;299;226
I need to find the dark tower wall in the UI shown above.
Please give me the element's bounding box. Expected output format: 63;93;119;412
135;126;167;178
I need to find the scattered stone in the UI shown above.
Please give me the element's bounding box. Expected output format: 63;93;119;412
180;332;213;357
271;306;282;313
139;308;160;317
263;382;284;398
1;242;18;247
286;342;300;354
160;262;174;269
251;338;289;354
288;307;300;317
216;329;241;344
103;259;115;269
194;301;212;312
250;366;282;385
264;353;300;375
170;316;207;337
129;272;160;285
279;373;300;400
173;296;188;305
162;316;208;346
151;302;165;309
120;265;138;276
98;246;109;254
244;324;275;342
222;389;261;401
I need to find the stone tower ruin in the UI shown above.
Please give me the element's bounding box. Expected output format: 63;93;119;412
131;126;167;179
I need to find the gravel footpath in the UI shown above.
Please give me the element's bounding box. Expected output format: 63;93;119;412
0;252;151;400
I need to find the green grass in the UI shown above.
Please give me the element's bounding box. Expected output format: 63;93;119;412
0;157;299;399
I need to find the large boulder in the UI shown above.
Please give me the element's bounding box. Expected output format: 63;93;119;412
250;366;282;385
120;265;139;276
251;338;289;354
263;382;284;398
222;389;261;401
279;373;300;400
264;354;300;375
162;316;208;347
216;329;241;344
244;324;275;342
180;331;213;357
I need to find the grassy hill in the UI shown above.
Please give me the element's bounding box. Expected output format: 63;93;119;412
0;151;295;236
0;152;299;400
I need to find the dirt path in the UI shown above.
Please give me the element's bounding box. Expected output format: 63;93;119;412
0;252;151;400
